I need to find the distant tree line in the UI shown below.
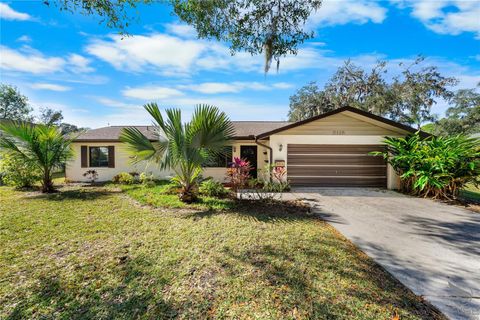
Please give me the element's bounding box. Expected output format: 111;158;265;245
287;56;479;136
0;84;86;134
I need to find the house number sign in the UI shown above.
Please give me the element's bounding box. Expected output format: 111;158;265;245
332;130;345;135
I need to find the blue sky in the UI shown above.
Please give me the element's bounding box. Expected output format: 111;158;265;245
1;0;479;128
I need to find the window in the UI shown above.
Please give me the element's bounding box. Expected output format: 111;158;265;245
89;147;109;167
203;146;232;168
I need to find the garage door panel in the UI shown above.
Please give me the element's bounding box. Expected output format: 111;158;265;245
287;155;385;165
288;144;385;154
288;166;387;176
289;177;387;187
287;144;387;187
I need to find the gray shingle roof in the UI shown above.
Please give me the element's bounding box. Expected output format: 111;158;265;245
74;121;291;142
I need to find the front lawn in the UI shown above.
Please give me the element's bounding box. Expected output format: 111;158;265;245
0;185;444;319
108;180;236;210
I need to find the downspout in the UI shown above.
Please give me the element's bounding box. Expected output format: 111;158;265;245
255;135;273;166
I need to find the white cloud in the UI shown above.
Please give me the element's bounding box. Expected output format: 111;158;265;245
86;34;205;73
182;81;272;94
84;32;369;75
272;82;294;89
128;81;294;96
0;45;95;75
16;35;32;43
31;83;71;92
95;97;142;109
159;96;290;121
68;54;94;73
0;45;65;74
85;33;269;75
308;0;387;27
0;3;31;21
122;86;184;100
184;82;242;94
164;23;197;38
392;0;480;38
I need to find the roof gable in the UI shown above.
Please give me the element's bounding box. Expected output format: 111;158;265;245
257;107;424;138
278;112;406;136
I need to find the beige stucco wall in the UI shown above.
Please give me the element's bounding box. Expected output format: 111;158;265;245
66;142;174;182
66;140;270;182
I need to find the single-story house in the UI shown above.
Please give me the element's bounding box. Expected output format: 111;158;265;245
67;106;423;189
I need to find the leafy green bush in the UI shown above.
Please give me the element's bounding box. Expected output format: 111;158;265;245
0;153;42;188
139;172;154;184
375;133;480;199
112;172;135;185
262;181;291;192
199;179;228;197
247;178;264;189
161;182;181;195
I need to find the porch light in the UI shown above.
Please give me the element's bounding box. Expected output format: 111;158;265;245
278;144;283;152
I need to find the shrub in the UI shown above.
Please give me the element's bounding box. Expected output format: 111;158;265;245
82;169;98;184
0;153;42;188
112;172;135;185
375;133;480;199
129;172;140;182
247;178;264;189
226;157;252;191
263;181;291;192
199;179;228;197
161;182;181;195
139;172;154;184
271;166;287;183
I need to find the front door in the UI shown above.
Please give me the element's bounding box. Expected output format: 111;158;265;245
240;145;258;178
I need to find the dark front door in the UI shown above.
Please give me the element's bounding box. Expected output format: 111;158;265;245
240;145;258;178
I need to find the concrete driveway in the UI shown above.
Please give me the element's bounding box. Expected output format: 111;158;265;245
285;188;480;320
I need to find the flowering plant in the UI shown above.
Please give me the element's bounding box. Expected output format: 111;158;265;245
226;157;252;191
271;166;287;183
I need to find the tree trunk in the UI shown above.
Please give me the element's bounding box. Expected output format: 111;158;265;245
179;183;197;203
41;169;55;193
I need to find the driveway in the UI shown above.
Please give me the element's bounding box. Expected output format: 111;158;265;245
285;188;480;320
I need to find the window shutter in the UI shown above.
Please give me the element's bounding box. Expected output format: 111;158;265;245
81;146;88;168
108;146;115;168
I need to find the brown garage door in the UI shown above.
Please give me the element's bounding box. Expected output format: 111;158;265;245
287;144;387;187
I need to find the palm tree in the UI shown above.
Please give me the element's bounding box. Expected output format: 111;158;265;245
120;103;235;203
0;121;74;193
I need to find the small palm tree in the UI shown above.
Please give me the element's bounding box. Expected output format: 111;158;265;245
120;103;235;203
0;121;74;193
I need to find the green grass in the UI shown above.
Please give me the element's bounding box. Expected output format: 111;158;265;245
0;185;444;319
108;180;236;211
459;184;480;203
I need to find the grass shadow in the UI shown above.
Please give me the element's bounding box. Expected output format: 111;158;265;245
186;198;316;223
29;188;122;201
5;255;177;319
218;239;445;319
